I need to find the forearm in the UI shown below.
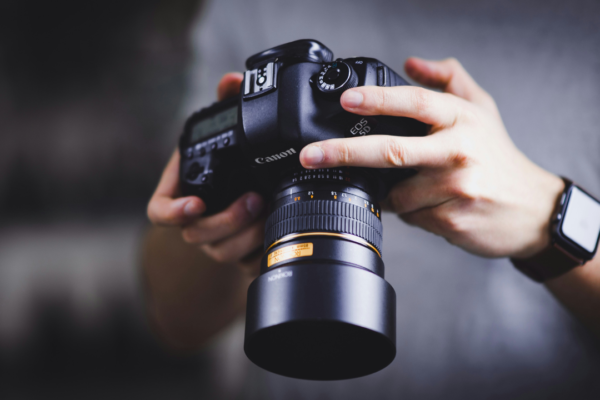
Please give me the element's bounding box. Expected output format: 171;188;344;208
141;225;251;350
545;255;600;337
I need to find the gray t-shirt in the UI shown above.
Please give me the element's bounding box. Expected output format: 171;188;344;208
183;1;600;398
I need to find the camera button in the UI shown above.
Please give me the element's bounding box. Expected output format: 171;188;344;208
199;147;206;156
211;143;218;152
185;147;194;158
186;162;203;181
201;175;209;183
324;67;340;83
377;66;387;86
223;137;230;146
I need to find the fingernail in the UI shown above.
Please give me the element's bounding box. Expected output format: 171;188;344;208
246;193;264;218
184;200;202;217
341;90;364;108
301;145;324;167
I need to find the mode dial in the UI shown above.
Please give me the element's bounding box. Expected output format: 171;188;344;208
314;61;358;96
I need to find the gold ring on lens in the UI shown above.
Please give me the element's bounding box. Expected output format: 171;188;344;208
265;232;381;258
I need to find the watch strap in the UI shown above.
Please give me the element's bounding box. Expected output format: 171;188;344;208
510;177;584;282
511;243;583;282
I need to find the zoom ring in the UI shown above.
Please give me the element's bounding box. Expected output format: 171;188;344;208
265;200;383;253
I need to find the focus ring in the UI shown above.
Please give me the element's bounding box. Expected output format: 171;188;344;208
265;200;383;253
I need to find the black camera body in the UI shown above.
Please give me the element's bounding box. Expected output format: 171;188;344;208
179;40;427;214
179;40;428;380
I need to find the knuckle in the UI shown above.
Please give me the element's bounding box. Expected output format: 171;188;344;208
222;208;245;232
333;141;353;164
372;87;392;113
433;208;465;234
181;227;197;244
449;150;470;168
412;87;430;118
480;92;499;113
446;174;485;209
447;136;472;167
456;173;481;200
383;137;408;167
372;88;384;111
445;57;462;71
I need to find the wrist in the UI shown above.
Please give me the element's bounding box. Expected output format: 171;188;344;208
510;177;600;282
512;171;565;259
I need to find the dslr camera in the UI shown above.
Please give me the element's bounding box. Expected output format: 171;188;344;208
179;39;428;380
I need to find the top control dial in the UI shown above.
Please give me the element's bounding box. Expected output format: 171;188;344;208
314;61;358;96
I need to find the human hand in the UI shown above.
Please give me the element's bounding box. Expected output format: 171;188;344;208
147;73;265;274
299;57;564;259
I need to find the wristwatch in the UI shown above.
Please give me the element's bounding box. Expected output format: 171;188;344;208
511;178;600;282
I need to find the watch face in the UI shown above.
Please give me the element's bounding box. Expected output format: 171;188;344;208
561;186;600;254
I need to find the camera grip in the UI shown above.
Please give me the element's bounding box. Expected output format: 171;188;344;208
180;145;259;216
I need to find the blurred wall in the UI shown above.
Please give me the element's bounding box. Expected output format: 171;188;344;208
0;1;213;398
0;0;199;217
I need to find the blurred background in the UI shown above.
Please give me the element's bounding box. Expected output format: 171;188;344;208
0;0;213;398
1;0;599;399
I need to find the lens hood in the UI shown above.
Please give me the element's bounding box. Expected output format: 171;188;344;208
244;263;396;380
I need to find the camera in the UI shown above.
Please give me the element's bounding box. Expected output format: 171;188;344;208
179;39;428;380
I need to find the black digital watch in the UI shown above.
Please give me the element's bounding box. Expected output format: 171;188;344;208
511;179;600;282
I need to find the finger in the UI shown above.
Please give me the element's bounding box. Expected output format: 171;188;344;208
201;218;265;264
217;72;244;101
181;192;264;245
400;207;445;236
404;57;495;108
400;203;463;240
300;134;464;170
386;171;458;214
147;150;206;225
340;85;462;127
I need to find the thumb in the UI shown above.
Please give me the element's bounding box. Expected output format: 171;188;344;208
405;57;494;108
217;72;244;101
147;150;206;226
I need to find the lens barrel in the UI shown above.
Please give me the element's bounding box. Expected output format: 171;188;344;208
244;168;396;380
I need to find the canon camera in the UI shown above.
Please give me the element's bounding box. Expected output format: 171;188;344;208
179;39;428;380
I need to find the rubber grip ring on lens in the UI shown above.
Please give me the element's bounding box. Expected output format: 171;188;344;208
264;200;383;254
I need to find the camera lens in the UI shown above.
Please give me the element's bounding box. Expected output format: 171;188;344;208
244;167;396;380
